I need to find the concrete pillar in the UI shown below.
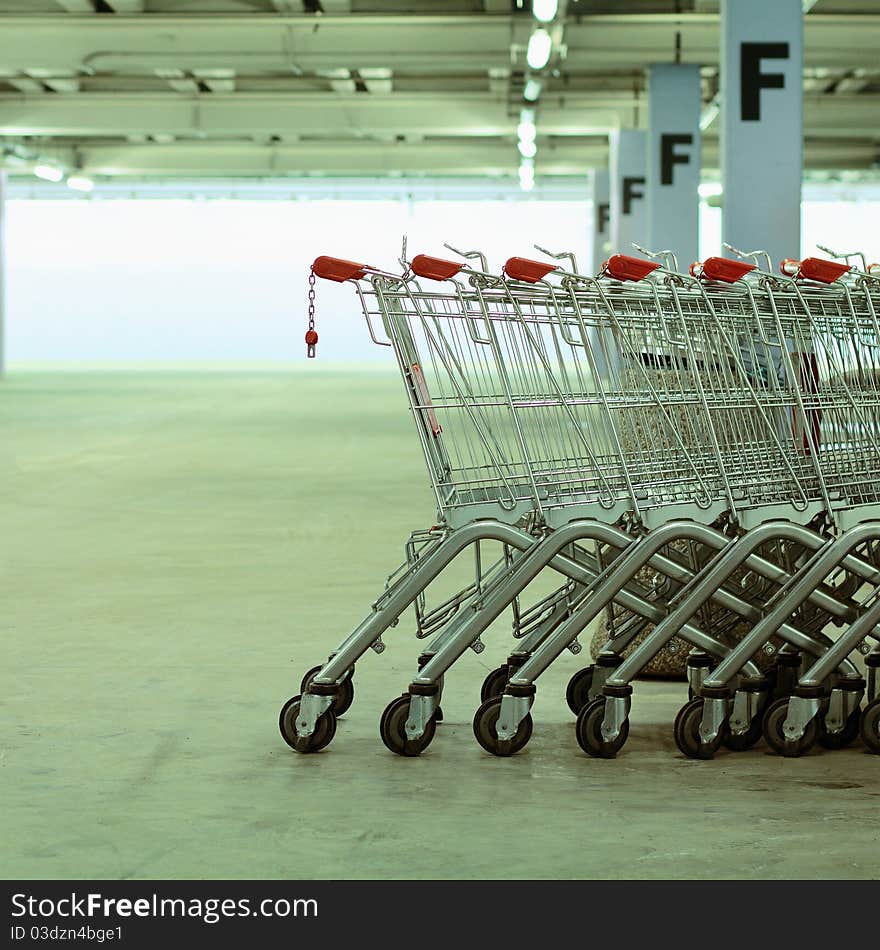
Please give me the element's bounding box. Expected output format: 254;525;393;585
721;0;803;267
609;129;647;258
0;171;6;377
590;167;610;275
647;63;701;272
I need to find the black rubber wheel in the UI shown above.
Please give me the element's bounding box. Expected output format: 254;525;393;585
480;665;510;702
818;706;862;750
379;694;436;757
762;697;819;757
566;666;595;716
575;697;629;758
279;694;337;753
723;705;765;752
472;695;533;757
673;698;726;760
300;664;355;718
723;718;763;752
860;698;880;754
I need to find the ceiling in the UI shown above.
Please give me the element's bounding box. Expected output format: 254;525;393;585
0;0;877;183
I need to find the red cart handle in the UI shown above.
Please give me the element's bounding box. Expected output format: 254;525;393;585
780;257;850;283
690;257;755;283
410;254;463;281
311;256;367;282
503;257;558;283
601;254;660;282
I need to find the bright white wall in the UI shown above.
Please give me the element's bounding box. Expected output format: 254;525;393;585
699;198;880;264
5;197;589;362
7;191;879;362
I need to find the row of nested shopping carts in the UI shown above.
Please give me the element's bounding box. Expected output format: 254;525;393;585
280;239;880;760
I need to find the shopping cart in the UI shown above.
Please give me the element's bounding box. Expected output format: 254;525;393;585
281;242;880;758
387;245;880;757
467;243;880;759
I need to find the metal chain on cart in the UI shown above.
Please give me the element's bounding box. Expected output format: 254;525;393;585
306;271;318;358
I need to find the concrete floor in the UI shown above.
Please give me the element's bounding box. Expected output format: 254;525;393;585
2;367;878;880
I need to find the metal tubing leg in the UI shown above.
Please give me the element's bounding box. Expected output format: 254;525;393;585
415;519;765;689
507;518;869;694
798;596;880;687
703;521;880;692
605;520;862;690
309;522;548;686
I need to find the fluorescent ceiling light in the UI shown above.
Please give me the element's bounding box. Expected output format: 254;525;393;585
698;182;723;198
518;139;537;159
523;78;542;102
532;0;558;23
526;29;553;71
34;162;63;182
517;119;537;144
700;99;720;131
67;175;94;193
518;159;535;192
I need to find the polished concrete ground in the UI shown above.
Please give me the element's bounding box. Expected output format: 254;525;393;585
2;368;878;880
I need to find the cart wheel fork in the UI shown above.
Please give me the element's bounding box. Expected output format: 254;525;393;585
781;694;823;742
404;691;441;740
698;695;730;747
296;692;335;738
599;693;631;744
495;692;534;742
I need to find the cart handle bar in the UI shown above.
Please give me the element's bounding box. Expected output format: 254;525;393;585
504;257;558;283
689;257;755;283
780;257;851;284
601;254;661;282
408;254;561;284
410;254;464;281
312;256;368;282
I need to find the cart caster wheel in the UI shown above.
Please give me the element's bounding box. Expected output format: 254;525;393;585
279;694;337;753
480;665;510;702
566;666;595;716
575;697;629;758
673;698;726;760
860;698;880;753
472;695;533;757
762;697;818;757
379;694;436;757
434;705;444;724
300;665;355;718
819;707;862;750
723;713;764;752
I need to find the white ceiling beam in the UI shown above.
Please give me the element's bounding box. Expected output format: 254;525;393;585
154;68;199;94
25;135;872;179
53;0;95;11
54;0;145;10
6;77;46;94
320;68;356;94
39;77;81;93
26;69;80;93
73;139;612;177
0;91;637;138
193;69;236;94
0;14;877;75
0;91;875;139
358;68;392;95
